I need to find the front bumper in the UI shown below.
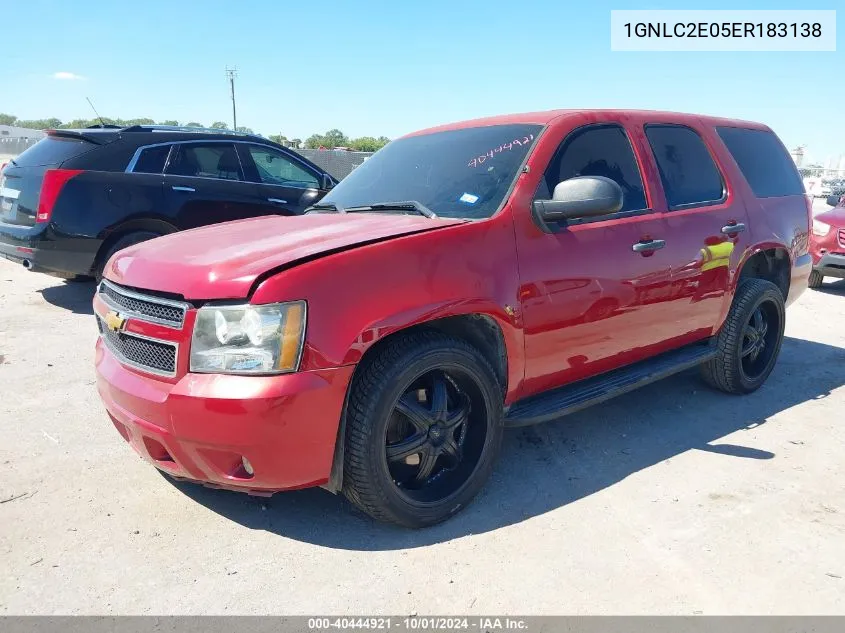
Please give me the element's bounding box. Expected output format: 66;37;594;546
95;338;354;493
813;251;845;279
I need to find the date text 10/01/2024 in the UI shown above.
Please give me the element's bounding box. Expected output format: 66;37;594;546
308;617;529;630
623;22;822;38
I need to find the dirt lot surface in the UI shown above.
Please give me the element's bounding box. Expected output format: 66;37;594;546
1;250;844;615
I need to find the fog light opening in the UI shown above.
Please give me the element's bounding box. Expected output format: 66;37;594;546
241;456;254;477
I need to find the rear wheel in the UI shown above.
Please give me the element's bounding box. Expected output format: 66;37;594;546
95;231;160;282
342;331;503;528
808;270;824;289
701;279;785;394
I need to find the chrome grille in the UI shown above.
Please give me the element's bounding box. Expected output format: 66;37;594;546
97;318;177;377
98;280;187;328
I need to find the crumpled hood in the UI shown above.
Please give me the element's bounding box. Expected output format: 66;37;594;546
104;213;464;299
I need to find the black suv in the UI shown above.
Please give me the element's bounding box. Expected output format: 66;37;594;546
0;126;337;280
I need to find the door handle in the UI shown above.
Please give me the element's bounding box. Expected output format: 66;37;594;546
721;222;746;235
632;239;666;253
267;198;288;205
171;186;195;193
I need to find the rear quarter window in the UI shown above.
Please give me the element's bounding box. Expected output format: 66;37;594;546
716;127;804;198
131;145;171;174
12;136;96;167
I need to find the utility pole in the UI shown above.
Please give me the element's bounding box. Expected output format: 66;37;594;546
225;66;238;131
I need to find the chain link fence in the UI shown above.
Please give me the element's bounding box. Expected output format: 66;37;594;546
293;149;373;181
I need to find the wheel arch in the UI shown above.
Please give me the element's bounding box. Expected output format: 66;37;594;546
736;245;792;300
324;311;514;493
93;217;179;273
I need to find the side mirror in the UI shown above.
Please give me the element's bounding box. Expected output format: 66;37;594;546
321;174;335;191
532;176;624;232
826;194;841;207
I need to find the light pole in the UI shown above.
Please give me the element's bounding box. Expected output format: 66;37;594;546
225;67;238;130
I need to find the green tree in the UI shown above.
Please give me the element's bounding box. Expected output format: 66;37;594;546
185;122;203;128
0;113;18;125
210;121;229;129
235;126;254;134
269;134;288;145
349;136;389;152
159;120;180;126
304;129;349;149
16;117;62;130
290;138;302;149
323;129;348;148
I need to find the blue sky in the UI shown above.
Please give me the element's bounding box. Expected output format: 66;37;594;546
3;0;843;161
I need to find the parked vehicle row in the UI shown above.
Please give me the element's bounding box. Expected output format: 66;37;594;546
0;126;337;280
88;109;812;527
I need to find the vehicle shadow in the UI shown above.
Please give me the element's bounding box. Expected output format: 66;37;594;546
168;335;845;550
815;278;845;296
38;279;96;314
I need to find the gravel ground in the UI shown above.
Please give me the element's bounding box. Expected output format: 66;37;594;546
0;234;844;615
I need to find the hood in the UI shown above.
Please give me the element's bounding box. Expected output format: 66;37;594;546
816;206;845;227
104;213;464;299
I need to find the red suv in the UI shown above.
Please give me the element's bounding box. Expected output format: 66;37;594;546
93;110;811;527
809;194;845;288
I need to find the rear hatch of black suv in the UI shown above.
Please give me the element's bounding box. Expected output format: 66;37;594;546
0;132;103;227
0;130;112;271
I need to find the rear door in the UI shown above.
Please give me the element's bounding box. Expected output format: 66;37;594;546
163;141;267;229
237;143;326;215
636;122;750;339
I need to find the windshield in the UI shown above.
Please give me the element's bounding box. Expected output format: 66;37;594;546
319;124;542;219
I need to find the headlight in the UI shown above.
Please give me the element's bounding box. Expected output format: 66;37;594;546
190;301;306;374
812;219;831;236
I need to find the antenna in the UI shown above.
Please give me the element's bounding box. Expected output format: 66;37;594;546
86;97;106;128
225;66;238;131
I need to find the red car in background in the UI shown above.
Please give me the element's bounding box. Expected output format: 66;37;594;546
809;194;845;288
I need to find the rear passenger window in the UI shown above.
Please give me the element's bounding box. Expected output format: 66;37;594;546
131;145;171;174
717;127;804;198
166;143;243;181
537;124;647;213
645;125;724;209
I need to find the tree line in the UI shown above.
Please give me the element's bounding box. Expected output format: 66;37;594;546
1;114;390;152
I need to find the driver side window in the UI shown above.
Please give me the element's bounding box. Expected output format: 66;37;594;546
536;124;647;212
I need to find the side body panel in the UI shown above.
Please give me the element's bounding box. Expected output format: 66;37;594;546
250;216;527;404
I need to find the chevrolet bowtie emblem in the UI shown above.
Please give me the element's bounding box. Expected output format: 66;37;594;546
104;311;126;333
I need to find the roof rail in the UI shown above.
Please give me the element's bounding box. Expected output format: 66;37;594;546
120;124;256;137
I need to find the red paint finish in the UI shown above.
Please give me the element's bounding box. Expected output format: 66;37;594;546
811;206;845;263
96;335;354;491
94;108;809;495
104;213;466;299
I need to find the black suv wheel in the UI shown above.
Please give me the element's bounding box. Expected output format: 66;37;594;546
701;278;786;394
342;331;503;528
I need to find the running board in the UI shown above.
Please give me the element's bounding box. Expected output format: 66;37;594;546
503;343;717;427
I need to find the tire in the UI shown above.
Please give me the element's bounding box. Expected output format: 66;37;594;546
808;270;824;289
701;279;786;395
95;231;161;282
342;331;504;528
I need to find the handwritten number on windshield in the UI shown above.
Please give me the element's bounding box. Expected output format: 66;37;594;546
468;135;534;168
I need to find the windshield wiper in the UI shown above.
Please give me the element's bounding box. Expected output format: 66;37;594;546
344;200;438;219
305;202;344;213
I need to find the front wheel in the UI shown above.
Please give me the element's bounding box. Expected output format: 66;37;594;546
701;279;786;394
342;332;503;528
808;270;824;289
